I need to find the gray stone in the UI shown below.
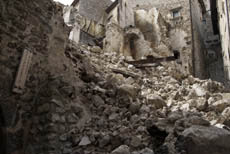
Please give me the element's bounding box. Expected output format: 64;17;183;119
51;114;61;122
210;99;230;113
67;113;79;123
63;148;72;154
109;113;119;121
99;135;111;147
37;103;50;114
140;148;154;154
79;136;91;146
92;95;105;107
59;134;68;141
129;102;141;114
51;99;64;107
130;136;142;148
118;84;139;99
91;46;102;53
147;94;166;109
195;98;208;111
179;125;230;154
111;145;130;154
192;84;207;97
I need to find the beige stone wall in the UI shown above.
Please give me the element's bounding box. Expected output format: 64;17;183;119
132;0;192;74
104;23;124;54
217;0;230;80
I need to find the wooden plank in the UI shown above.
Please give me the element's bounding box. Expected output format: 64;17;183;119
111;68;140;79
125;50;180;66
13;49;33;94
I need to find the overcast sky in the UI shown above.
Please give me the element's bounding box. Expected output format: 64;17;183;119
53;0;73;5
54;0;114;5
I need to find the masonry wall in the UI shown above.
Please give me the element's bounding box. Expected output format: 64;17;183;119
118;0;135;28
217;0;230;80
190;0;208;79
78;0;112;22
132;0;193;74
0;1;82;154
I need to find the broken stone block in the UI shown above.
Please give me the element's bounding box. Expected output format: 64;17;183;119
92;95;105;107
99;135;111;147
130;136;142;148
192;84;207;97
195;98;208;111
111;145;130;154
117;84;139;99
129;101;141;114
90;46;102;53
210;99;230;113
176;125;230;154
37;103;50;114
147;94;166;109
139;148;154;154
79;136;91;146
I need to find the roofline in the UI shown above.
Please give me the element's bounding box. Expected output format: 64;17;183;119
71;0;80;6
105;0;119;14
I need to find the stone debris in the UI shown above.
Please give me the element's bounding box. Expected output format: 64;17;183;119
61;42;230;154
1;0;230;154
111;145;131;154
78;136;91;146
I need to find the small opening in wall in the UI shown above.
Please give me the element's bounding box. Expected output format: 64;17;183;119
172;10;180;18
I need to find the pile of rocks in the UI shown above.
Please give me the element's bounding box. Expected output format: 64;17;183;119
64;42;230;154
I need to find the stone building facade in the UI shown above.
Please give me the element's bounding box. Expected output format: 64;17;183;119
217;0;230;80
64;0;230;82
64;0;112;45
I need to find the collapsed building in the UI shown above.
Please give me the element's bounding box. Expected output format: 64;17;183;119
64;0;230;83
1;0;230;154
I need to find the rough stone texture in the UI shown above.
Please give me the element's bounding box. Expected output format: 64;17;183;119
217;0;230;80
78;0;112;22
1;0;230;154
178;125;230;154
111;145;131;154
0;0;83;153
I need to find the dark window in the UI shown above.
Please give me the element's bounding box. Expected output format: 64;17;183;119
210;0;220;35
173;10;180;18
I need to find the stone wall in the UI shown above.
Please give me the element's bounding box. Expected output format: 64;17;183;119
133;0;193;74
191;0;208;79
0;0;84;154
78;0;112;22
104;23;124;54
217;0;230;80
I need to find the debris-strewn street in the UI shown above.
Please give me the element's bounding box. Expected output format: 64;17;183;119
1;0;230;154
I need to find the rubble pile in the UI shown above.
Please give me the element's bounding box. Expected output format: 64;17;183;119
1;0;230;154
64;42;230;154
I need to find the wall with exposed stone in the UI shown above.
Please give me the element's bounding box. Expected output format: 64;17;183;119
217;0;230;80
132;0;193;74
0;0;86;154
78;0;112;22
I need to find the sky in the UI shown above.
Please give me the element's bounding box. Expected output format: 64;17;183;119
54;0;115;5
53;0;74;5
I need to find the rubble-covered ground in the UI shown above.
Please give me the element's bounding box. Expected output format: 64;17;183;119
64;41;230;154
0;0;230;154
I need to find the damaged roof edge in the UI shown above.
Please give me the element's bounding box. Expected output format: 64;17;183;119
71;0;80;6
105;0;119;14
